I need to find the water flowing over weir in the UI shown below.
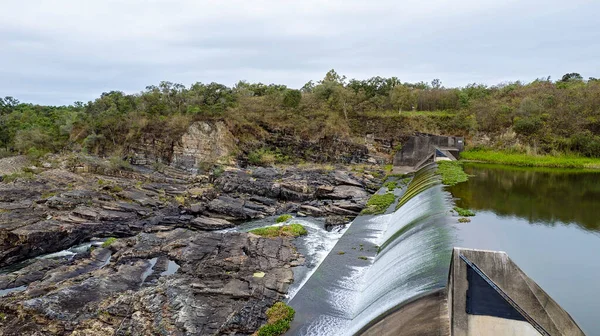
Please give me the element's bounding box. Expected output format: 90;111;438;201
287;163;455;335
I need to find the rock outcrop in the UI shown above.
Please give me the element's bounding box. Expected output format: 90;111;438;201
171;121;237;171
0;229;300;335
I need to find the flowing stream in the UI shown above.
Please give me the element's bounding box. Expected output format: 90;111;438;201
287;164;455;335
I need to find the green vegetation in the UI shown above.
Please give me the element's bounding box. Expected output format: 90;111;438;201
437;161;468;186
101;237;117;248
358;256;369;260
337;251;346;255
275;214;292;223
383;180;397;191
454;207;475;217
458;217;471;223
360;192;396;215
249;224;308;238
2;71;600;166
248;148;290;166
256;302;295;336
461;149;600;169
1;171;35;183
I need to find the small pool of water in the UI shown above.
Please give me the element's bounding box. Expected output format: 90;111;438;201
450;163;600;334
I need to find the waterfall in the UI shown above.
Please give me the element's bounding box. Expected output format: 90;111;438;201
288;163;454;335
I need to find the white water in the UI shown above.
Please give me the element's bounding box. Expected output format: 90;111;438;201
288;164;454;335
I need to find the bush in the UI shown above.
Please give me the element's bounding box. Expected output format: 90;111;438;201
283;89;302;108
248;148;290;166
256;302;295;336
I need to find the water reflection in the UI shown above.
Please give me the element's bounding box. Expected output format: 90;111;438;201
449;163;600;232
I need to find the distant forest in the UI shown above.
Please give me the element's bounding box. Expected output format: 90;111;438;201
2;70;600;160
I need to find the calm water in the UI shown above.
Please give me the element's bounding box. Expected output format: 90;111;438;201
450;163;600;335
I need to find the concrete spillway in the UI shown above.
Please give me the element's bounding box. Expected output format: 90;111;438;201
287;164;454;335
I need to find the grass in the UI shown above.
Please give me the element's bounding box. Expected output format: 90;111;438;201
454;206;475;217
383;181;397;191
249;224;308;238
458;217;471;223
461;149;600;169
436;161;468;186
101;237;117;248
256;302;295;336
2;171;36;183
358;256;369;260
275;214;292;223
360;192;396;215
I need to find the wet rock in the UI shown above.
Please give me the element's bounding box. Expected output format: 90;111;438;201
325;215;350;226
300;205;325;217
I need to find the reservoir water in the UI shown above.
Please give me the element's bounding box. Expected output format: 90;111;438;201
450;163;600;335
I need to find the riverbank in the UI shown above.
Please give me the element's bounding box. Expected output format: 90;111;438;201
460;149;600;169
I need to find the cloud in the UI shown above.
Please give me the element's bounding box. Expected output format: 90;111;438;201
1;0;599;105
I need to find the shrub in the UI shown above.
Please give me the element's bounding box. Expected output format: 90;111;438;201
360;192;396;215
249;224;308;238
282;89;302;108
108;156;133;171
275;214;292;223
256;302;295;336
248;148;289;166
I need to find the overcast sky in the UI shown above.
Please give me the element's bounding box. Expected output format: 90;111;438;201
1;0;599;105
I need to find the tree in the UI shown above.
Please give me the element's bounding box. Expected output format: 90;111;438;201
561;73;583;82
283;89;302;108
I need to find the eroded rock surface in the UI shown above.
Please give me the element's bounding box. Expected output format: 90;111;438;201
0;229;300;335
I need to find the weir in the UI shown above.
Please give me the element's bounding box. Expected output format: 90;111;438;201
287;163;454;335
287;162;585;335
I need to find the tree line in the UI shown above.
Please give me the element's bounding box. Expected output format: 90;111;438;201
1;70;599;159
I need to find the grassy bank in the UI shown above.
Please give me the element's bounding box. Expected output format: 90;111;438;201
461;150;600;169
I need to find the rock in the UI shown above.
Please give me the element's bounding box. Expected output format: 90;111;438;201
207;196;262;219
188;203;205;214
0;229;301;336
325;215;350;226
190;216;234;230
300;205;325;217
316;185;335;197
326;185;369;200
333;171;363;187
249;195;278;206
171;121;237;171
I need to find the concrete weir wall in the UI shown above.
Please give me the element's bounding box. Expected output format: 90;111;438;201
448;248;585;336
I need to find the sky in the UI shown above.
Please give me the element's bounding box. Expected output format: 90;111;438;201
1;0;599;105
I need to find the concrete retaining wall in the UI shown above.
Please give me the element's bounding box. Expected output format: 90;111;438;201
448;248;585;336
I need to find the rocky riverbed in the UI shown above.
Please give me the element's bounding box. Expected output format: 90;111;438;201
0;156;382;335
